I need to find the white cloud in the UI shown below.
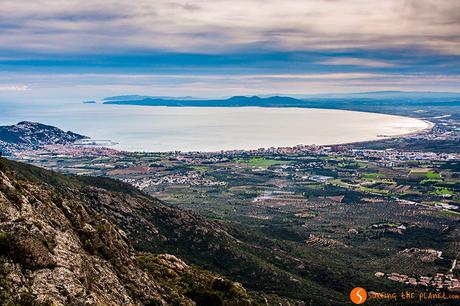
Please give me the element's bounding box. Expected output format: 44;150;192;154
0;85;29;91
316;58;396;67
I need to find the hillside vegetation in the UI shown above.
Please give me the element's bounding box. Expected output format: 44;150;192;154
0;158;254;306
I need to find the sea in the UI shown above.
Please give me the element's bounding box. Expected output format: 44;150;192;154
0;102;430;152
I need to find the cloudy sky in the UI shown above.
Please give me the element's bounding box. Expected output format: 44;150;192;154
1;0;460;102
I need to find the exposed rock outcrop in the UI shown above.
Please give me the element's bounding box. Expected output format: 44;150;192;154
0;158;255;305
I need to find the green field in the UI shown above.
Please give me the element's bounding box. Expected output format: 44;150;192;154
433;186;452;196
426;171;441;179
190;165;209;172
439;209;460;218
362;172;382;179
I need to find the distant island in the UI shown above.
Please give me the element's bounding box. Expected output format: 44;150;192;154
101;92;460;113
104;95;302;107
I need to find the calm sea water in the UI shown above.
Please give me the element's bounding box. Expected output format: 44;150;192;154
0;103;429;152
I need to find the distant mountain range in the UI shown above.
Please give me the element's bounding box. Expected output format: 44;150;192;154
100;91;460;121
103;95;303;107
0;121;87;155
103;95;197;101
101;92;460;110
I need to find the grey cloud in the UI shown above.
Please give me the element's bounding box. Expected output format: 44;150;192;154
0;0;460;55
166;2;202;11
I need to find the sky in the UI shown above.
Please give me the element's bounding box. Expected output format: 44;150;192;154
1;0;460;103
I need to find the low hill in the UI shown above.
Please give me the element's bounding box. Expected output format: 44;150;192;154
100;93;460;125
0;121;87;155
101;93;460;110
103;95;303;107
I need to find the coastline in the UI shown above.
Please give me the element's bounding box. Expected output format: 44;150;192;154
391;119;434;138
338;118;434;148
106;109;435;153
113;116;434;154
3;105;436;154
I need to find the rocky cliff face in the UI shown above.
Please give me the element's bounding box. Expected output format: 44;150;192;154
0;158;254;306
0;160;160;305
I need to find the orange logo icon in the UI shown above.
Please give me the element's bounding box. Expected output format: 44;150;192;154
350;287;367;304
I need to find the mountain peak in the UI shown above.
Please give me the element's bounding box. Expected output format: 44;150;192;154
227;95;263;100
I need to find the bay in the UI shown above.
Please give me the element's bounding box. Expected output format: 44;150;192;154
0;103;430;152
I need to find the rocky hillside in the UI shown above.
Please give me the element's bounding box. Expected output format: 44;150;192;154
0;160;346;305
0;122;86;155
0;158;254;306
0;157;369;305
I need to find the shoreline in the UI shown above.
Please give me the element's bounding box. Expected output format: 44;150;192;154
336;118;435;148
101;107;433;153
115;117;434;154
4;106;435;155
388;118;434;139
